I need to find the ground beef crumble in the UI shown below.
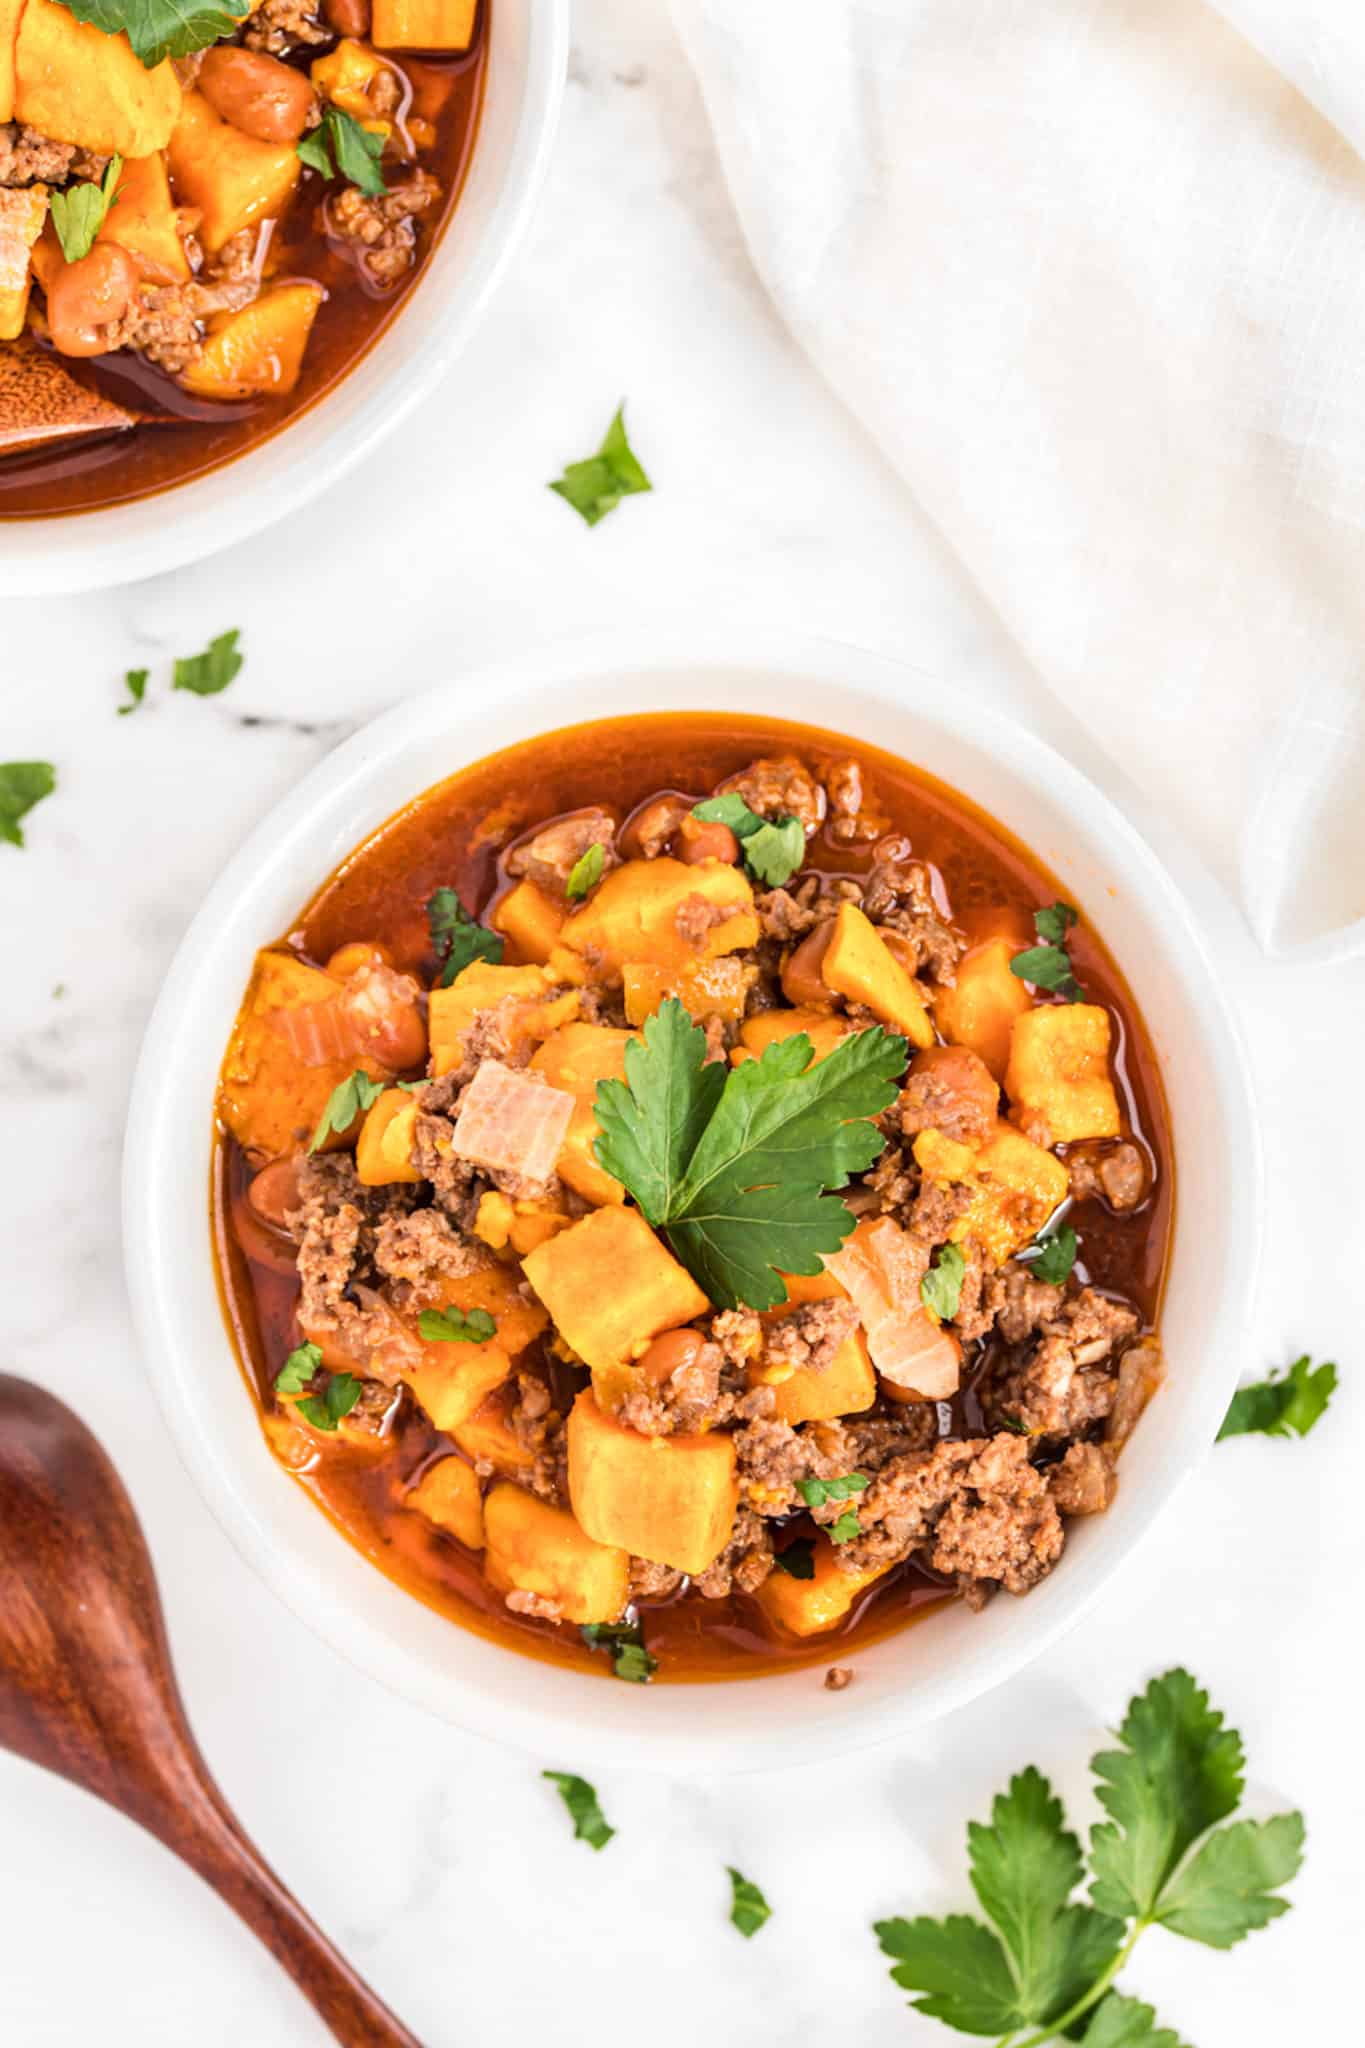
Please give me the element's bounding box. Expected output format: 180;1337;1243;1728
0;124;107;187
243;0;330;53
327;171;441;289
838;1433;1064;1604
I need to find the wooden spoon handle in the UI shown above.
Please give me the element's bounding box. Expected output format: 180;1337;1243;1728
167;1776;423;2048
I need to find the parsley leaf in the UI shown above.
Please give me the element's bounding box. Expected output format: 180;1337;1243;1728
1150;1813;1305;1948
920;1241;967;1319
275;1342;323;1395
1027;1223;1078;1286
796;1473;869;1508
565;841;605;902
1217;1355;1337;1441
595;1001;904;1308
1011;901;1082;1001
53;0;249;67
692;793;805;889
172;628;242;697
543;1769;615;1849
118;667;149;716
50;154;122;263
296;1372;362;1432
309;1069;385;1152
1088;1669;1245;1923
828;1509;862;1543
580;1620;657;1683
549;402;652;527
0;762;56;847
874;1914;1025;2036
427;885;503;987
727;1867;772;1938
1081;1993;1189;2048
773;1539;815;1579
297;107;387;197
418;1305;497;1344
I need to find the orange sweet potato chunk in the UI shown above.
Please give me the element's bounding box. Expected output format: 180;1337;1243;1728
1005;1003;1121;1144
521;1207;709;1391
490;880;566;965
181;284;323;402
372;0;478;52
567;1391;739;1574
404;1341;511;1433
355;1088;421;1186
559;856;758;983
933;934;1032;1081
755;1538;892;1637
219;948;386;1158
168;90;299;255
734;1007;850;1066
15;0;181;157
484;1483;629;1625
0;0;20;124
821;903;934;1048
529;1021;637;1207
98;152;189;283
452;1389;537;1480
408;1455;484;1549
750;1320;876;1426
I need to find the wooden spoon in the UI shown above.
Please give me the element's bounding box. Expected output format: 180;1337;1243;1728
0;1374;422;2048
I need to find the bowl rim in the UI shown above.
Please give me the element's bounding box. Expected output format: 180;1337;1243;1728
122;629;1264;1773
0;0;571;598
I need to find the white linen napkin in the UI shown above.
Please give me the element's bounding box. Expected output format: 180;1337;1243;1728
671;0;1365;961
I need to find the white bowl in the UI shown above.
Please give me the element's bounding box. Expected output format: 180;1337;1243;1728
123;631;1261;1773
0;0;569;597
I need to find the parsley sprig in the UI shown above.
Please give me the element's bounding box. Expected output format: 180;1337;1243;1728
310;1069;385;1152
297;107;387;199
874;1669;1303;2046
53;0;248;68
921;1241;968;1319
549;403;652;527
0;762;57;848
275;1345;361;1433
1217;1355;1337;1442
580;1620;657;1683
418;1305;497;1344
593;999;906;1310
727;1867;772;1938
173;628;243;697
565;841;605;902
50;154;122;263
692;793;805;888
543;1770;615;1850
1023;1223;1079;1286
427;885;503;987
1011;902;1082;1001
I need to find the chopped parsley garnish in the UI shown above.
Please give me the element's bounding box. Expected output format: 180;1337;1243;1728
773;1539;815;1579
565;841;605;902
418;1305;497;1344
275;1342;323;1395
691;792;805;888
1010;901;1082;1001
998;1415;1030;1435
296;1372;362;1433
874;1668;1303;2044
1217;1355;1337;1442
426;885;503;987
727;1867;772;1938
309;1068;385;1152
1025;1223;1078;1286
920;1241;967;1320
0;762;56;848
543;1770;615;1850
828;1510;862;1543
549;402;652;527
52;0;249;67
118;667;149;716
796;1472;869;1508
172;628;243;697
297;107;387;199
580;1620;657;1683
50;153;122;263
593;998;905;1310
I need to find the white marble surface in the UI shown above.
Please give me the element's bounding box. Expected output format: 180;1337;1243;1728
3;5;1362;2043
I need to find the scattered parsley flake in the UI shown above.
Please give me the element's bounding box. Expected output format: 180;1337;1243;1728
543;1770;615;1850
580;1620;657;1683
50;153;122;263
426;885;503;987
549;403;652;527
118;667;149;716
296;1372;361;1433
774;1539;815;1579
275;1342;323;1395
565;841;605;902
309;1069;385;1152
172;628;243;697
0;762;56;848
727;1867;772;1938
52;0;249;68
828;1509;862;1544
418;1305;497;1344
796;1472;870;1508
1217;1355;1337;1442
297;106;386;197
692;792;805;888
1026;1223;1078;1286
593;998;905;1310
920;1241;967;1320
1011;901;1083;1001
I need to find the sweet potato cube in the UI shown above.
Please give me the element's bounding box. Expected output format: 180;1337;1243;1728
98;152;189;283
0;0;19;124
755;1539;892;1637
559;856;758;982
372;0;479;52
522;1207;709;1391
529;1021;636;1207
427;961;574;1077
0;186;46;341
1005;1003;1121;1143
491;879;566;965
934;934;1032;1081
484;1483;629;1625
450;1059;575;1186
218;948;380;1157
734;1007;850;1066
821;903;934;1048
622;957;756;1027
404;1340;511;1433
452;1388;536;1479
408;1455;484;1549
311;37;395;122
413;1259;548;1355
168;91;301;255
180;283;323;401
567;1391;739;1574
355;1088;421;1185
751;1321;876;1425
15;0;181;157
913;1121;1069;1265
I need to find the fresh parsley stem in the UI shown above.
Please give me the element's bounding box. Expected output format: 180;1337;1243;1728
994;1922;1147;2048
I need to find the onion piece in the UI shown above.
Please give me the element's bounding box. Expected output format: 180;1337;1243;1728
825;1215;961;1400
451;1059;575;1189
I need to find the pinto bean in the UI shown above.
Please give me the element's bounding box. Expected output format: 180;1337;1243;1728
45;244;139;358
247;1157;303;1232
617;794;691;862
325;941;393;979
638;1327;707;1384
199;48;318;145
324;0;371;32
675;814;740;866
781;919;837;1007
